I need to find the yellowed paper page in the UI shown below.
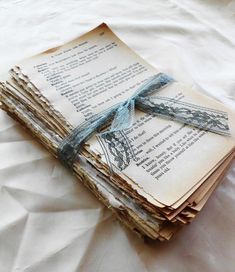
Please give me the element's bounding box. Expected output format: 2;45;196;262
16;23;235;207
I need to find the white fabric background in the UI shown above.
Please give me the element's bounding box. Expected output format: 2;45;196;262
0;1;235;271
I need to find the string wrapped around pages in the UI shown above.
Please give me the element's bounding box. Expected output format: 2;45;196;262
58;73;230;171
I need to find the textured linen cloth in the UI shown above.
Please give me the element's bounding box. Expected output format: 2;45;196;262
0;1;235;271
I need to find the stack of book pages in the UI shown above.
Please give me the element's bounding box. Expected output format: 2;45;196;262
0;24;234;241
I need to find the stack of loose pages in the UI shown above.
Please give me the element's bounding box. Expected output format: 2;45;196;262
0;24;234;241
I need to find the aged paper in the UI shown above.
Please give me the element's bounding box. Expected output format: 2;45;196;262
17;23;235;207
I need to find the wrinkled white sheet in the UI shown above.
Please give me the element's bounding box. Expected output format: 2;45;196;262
0;1;235;271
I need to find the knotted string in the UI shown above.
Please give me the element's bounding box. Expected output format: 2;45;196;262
58;73;230;170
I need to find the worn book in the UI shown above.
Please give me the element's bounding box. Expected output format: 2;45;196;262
0;23;234;241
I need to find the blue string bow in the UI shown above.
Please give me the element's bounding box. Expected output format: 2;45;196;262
58;73;230;170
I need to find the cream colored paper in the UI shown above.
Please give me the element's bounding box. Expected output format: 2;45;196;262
17;24;235;207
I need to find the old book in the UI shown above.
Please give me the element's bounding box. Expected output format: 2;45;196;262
0;23;234;241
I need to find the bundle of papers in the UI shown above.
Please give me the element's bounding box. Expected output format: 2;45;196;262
0;23;234;241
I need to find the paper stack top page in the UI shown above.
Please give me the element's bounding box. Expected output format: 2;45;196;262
0;23;234;241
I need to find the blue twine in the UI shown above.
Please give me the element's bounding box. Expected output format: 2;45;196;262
58;73;230;169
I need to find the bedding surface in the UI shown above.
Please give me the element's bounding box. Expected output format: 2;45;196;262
0;1;235;271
